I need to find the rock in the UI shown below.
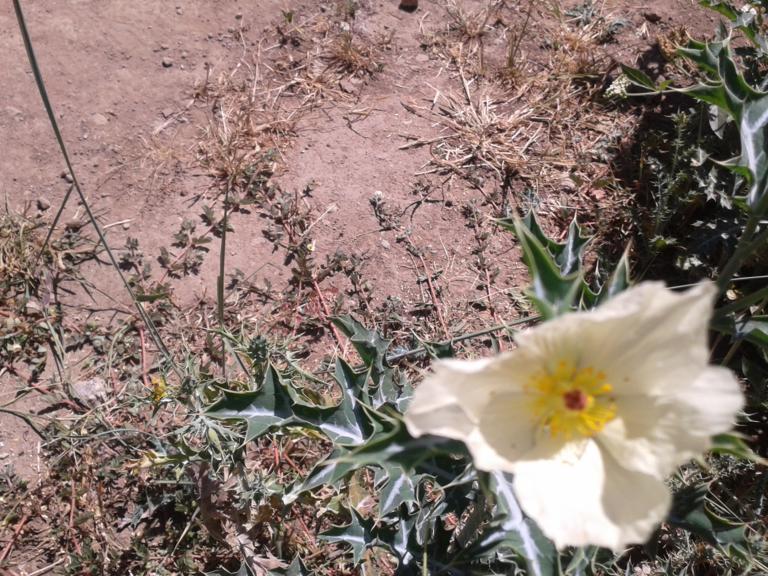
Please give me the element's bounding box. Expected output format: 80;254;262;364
4;106;24;121
36;197;51;211
162;57;174;68
643;11;662;23
339;78;356;94
381;239;391;250
91;113;108;126
61;171;73;183
122;221;131;230
70;377;109;408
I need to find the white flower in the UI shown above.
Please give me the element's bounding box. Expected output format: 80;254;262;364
605;74;631;99
404;282;743;550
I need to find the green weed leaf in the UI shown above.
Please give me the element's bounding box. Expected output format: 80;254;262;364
619;64;658;91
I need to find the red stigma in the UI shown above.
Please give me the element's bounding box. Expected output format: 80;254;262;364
563;389;588;411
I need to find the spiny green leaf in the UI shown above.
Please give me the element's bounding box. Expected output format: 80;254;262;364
678;84;739;118
205;366;291;442
375;464;418;517
505;212;591;276
559;217;591;276
319;508;375;565
414;496;448;547
332;315;391;374
738;95;768;208
206;564;252;576
672;36;768;209
323;358;371;443
678;39;725;78
712;314;768;349
332;315;407;409
718;45;758;101
285;557;310;576
597;246;632;303
512;216;582;319
699;0;739;22
283;448;358;503
668;483;747;547
389;514;417;566
338;422;466;471
207;359;374;446
473;472;558;576
285;419;464;502
711;432;768;464
394;375;415;413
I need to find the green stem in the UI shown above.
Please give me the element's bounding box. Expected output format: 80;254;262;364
386;315;541;365
0;408;45;439
717;213;762;293
721;296;768;366
12;0;179;379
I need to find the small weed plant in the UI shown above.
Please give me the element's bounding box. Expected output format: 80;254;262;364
2;1;768;575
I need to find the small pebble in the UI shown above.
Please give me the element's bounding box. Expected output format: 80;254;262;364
643;11;662;23
162;57;174;68
36;197;51;211
61;171;73;183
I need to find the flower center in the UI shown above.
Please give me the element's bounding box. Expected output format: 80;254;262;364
526;360;617;440
563;388;589;411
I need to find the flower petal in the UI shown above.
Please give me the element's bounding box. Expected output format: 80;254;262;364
404;354;538;468
404;357;495;441
470;392;538;472
515;282;720;395
599;366;743;478
512;439;671;550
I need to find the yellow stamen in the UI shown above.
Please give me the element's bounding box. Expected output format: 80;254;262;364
526;360;616;440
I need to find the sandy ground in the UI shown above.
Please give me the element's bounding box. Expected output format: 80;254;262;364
0;0;718;571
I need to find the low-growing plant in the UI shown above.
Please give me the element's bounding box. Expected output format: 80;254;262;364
6;0;768;575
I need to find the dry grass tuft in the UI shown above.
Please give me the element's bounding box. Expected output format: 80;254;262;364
408;0;640;237
401;73;537;179
323;29;382;76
